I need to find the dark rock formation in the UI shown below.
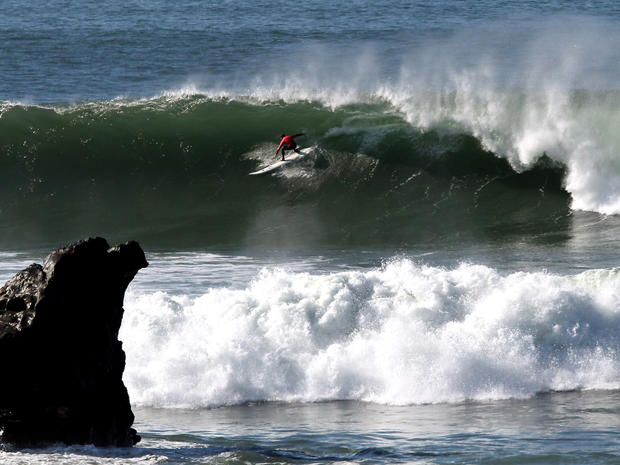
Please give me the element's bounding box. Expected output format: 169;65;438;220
0;237;147;447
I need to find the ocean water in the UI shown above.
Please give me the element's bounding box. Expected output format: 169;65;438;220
1;1;620;464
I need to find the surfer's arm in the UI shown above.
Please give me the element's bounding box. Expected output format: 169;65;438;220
275;140;284;156
292;133;305;138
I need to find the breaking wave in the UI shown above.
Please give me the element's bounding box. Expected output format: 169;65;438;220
120;260;620;407
0;91;603;249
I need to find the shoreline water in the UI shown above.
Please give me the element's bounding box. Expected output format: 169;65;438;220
2;390;620;464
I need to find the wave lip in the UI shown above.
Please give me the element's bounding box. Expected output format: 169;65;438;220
120;261;620;408
2;86;618;221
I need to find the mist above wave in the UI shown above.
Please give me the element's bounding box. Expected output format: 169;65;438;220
165;16;620;215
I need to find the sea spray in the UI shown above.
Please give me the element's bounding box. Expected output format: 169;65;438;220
120;260;620;408
3;18;620;220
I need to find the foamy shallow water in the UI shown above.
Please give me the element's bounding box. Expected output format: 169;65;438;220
1;248;619;464
2;392;619;464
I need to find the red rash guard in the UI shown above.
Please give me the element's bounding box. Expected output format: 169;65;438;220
276;133;304;153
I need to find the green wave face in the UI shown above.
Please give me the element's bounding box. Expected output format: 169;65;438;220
0;97;571;250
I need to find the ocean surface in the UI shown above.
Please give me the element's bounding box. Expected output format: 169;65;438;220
1;1;620;464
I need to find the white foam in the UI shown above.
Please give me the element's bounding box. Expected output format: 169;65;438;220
388;85;620;215
0;444;166;465
120;261;620;408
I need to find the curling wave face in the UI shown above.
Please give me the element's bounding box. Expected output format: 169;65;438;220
0;92;604;249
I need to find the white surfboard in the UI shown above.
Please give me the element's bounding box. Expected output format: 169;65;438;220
249;147;314;176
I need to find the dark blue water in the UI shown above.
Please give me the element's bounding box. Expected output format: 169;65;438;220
1;1;620;464
3;1;620;101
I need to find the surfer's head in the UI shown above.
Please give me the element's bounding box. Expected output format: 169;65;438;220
280;134;285;139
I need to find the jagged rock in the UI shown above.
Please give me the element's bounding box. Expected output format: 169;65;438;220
0;237;147;447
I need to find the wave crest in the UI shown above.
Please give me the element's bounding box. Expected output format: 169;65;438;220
0;95;611;248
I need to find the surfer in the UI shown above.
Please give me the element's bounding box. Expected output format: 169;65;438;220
275;133;304;161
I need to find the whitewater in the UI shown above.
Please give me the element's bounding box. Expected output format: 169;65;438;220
121;259;620;408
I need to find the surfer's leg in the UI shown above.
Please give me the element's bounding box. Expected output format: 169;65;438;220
282;143;291;161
